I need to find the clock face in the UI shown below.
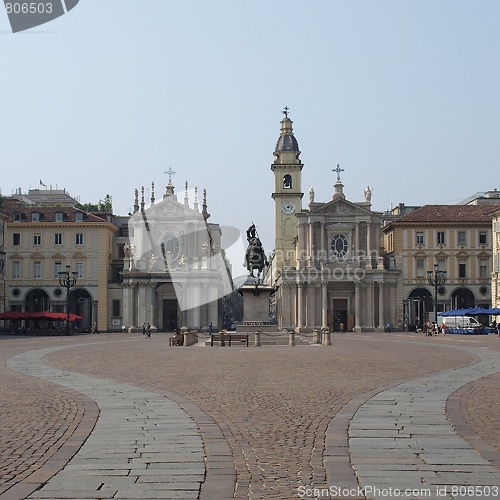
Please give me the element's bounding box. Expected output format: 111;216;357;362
282;200;295;214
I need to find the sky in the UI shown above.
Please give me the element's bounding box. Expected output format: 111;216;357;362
2;1;500;276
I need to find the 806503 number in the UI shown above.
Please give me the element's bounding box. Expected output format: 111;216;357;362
5;3;53;14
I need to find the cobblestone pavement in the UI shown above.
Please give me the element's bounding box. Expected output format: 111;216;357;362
0;338;98;499
1;332;499;500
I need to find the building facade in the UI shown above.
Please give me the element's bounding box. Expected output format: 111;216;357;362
269;114;400;332
491;207;500;310
120;180;232;332
383;205;499;329
1;193;118;332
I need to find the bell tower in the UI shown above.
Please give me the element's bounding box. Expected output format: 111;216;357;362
271;108;303;274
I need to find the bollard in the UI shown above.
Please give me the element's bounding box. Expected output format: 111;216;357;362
254;330;261;347
289;332;295;346
313;328;321;344
324;331;331;346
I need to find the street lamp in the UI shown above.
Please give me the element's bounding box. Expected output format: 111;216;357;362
0;251;5;313
427;264;446;325
59;265;77;335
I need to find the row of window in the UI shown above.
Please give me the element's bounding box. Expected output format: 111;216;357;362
13;212;85;222
416;231;487;246
11;261;84;280
415;258;489;279
13;233;84;246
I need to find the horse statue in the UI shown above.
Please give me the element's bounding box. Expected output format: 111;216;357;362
245;224;269;278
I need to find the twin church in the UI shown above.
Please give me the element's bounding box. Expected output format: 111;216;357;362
123;111;399;333
269;112;399;332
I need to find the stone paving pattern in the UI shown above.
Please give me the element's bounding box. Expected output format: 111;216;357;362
1;332;499;499
0;339;98;499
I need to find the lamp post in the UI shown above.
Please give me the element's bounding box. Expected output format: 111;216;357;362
0;251;5;313
427;264;446;325
59;265;77;335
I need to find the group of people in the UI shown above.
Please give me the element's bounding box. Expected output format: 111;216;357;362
425;321;443;336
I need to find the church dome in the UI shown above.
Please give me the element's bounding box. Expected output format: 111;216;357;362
275;117;300;152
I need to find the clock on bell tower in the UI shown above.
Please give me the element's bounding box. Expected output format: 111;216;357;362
271;108;303;273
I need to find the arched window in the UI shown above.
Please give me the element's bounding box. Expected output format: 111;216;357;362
283;174;292;189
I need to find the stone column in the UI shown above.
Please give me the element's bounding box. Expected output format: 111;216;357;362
389;283;396;327
355;222;361;266
309;223;314;266
377;284;385;331
366;282;374;330
354;282;362;331
192;285;201;329
297;283;305;332
320;223;326;265
321;283;328;329
150;282;157;331
297;223;306;269
138;284;147;328
367;223;374;268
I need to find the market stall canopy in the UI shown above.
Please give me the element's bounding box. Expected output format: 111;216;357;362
0;311;82;321
438;308;500;316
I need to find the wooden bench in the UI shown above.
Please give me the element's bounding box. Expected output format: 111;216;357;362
210;333;249;347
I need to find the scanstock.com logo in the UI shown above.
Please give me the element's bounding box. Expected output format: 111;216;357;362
3;0;79;33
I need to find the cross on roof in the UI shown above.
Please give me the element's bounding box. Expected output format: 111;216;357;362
333;164;345;180
282;106;289;118
165;167;176;183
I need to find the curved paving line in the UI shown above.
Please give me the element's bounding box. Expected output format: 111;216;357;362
6;343;235;500
446;375;500;470
324;341;482;500
347;345;500;499
0;386;98;500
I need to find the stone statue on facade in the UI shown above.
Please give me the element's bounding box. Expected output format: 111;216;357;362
124;242;135;271
364;186;372;202
309;186;315;204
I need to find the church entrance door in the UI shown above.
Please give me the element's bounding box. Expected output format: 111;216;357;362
163;299;178;332
332;299;348;332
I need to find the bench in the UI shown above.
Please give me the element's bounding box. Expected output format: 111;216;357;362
210;332;249;347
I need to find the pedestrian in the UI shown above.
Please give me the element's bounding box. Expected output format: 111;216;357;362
497;321;500;339
209;322;213;335
92;321;99;335
142;322;146;335
146;323;151;338
386;323;391;333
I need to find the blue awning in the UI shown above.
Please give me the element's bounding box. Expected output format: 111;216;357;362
438;307;500;316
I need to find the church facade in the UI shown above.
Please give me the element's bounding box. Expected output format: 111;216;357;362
120;179;232;332
269;114;400;332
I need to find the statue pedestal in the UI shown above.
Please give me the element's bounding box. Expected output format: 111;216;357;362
240;279;273;324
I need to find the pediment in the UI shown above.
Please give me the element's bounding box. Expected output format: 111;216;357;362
142;196;201;220
310;198;374;216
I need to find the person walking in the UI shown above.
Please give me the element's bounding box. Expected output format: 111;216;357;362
92;322;99;335
209;322;213;335
146;323;151;338
142;322;146;335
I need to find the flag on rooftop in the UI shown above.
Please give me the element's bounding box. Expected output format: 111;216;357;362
40;180;46;187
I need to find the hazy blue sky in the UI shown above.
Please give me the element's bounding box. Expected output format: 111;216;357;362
2;1;499;271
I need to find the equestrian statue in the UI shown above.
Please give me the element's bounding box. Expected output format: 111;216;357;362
245;223;269;278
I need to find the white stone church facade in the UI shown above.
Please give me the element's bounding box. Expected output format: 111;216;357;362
121;180;232;332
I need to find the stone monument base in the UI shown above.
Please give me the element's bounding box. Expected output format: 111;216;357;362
240;280;273;324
